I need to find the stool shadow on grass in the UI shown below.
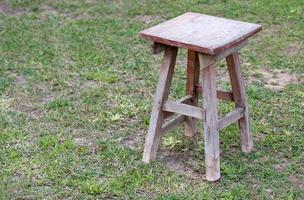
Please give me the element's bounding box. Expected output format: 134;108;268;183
121;125;206;180
159;153;205;180
157;123;207;181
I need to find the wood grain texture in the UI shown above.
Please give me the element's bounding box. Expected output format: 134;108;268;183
164;95;192;118
195;85;234;101
218;108;244;130
214;40;248;60
151;42;166;54
143;46;178;163
198;53;215;69
201;55;221;181
161;114;186;135
226;53;253;153
185;50;200;137
139;12;262;55
163;101;203;119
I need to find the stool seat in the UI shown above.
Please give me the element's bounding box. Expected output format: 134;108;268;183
139;12;262;55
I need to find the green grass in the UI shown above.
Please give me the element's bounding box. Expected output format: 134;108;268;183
0;0;303;199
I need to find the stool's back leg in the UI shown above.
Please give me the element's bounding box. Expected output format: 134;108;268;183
199;54;221;181
185;50;200;137
226;53;253;152
143;46;178;163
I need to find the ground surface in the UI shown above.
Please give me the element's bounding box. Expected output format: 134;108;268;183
0;0;303;199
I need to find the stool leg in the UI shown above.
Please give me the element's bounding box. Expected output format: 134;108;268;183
201;63;220;181
143;46;178;163
185;50;200;137
226;53;253;152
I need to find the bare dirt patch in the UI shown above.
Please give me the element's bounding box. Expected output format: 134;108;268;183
74;137;91;146
249;68;299;90
39;5;91;20
8;73;56;119
41;94;54;104
14;75;27;86
8;73;44;118
136;15;162;24
215;66;299;90
122;133;143;150
273;158;289;172
160;154;204;180
74;136;100;154
288;175;304;191
80;80;99;90
9;73;27;87
0;2;24;16
12;103;44;119
40;5;58;15
265;188;274;198
283;43;302;57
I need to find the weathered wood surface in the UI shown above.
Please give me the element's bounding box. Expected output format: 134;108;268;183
164;95;192;118
200;54;221;181
140;12;262;55
214;40;248;60
151;42;166;54
198;54;215;70
195;39;249;68
143;46;178;163
226;53;253;152
185;50;200;137
161;114;185;135
195;85;234;101
218;108;244;130
163;101;203;119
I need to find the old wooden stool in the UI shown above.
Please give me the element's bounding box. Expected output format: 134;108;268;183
139;12;262;181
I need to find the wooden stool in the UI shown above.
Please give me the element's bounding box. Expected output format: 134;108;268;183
139;12;262;181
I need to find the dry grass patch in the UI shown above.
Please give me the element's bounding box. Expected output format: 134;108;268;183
249;68;299;90
0;1;23;16
135;15;162;24
283;42;302;57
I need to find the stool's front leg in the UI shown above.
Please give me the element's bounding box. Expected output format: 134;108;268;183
143;46;178;163
199;54;221;181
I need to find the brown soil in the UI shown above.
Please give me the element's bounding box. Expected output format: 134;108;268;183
0;2;23;16
136;15;161;24
122;133;143;150
273;159;289;172
288;175;304;191
160;154;205;180
249;68;299;90
283;43;302;57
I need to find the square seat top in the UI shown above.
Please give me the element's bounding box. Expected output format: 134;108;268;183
139;12;262;55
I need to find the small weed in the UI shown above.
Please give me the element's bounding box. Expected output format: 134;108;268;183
46;98;69;110
85;70;118;83
78;179;103;195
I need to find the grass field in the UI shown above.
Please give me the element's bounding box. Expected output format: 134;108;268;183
0;0;303;199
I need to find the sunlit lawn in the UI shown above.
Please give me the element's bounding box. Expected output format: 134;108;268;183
0;0;303;199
